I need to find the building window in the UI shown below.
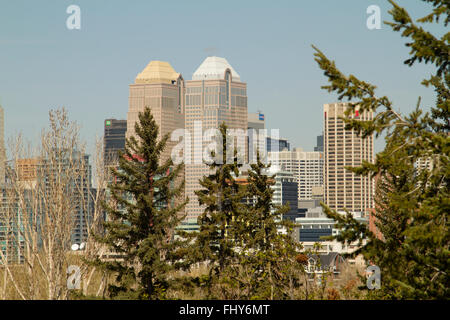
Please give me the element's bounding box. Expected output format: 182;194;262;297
225;70;231;105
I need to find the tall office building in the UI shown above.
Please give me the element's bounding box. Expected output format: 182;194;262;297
184;56;248;221
1;158;38;264
267;137;290;152
104;119;127;166
267;165;298;220
41;152;93;245
248;112;265;130
69;152;92;245
5;153;92;247
236;165;298;221
248;111;265;164
323;103;374;213
268;147;323;202
247;111;290;162
126;60;185;164
314;134;324;152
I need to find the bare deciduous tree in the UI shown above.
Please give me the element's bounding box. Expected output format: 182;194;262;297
0;108;109;299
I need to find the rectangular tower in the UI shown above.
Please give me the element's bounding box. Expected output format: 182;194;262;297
184;57;248;221
268;147;323;202
126;61;185;165
248;112;265;130
104;119;127;166
323;103;374;213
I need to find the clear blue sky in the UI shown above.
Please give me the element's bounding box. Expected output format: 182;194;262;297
0;0;445;157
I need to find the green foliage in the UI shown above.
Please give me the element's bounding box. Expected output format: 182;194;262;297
238;155;303;299
181;122;246;299
313;0;449;299
92;107;187;300
178;125;306;300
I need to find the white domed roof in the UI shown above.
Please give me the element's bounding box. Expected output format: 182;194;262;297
192;56;241;81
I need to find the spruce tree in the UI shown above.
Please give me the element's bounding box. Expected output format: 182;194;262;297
313;0;449;299
94;107;187;300
238;155;302;299
189;122;246;299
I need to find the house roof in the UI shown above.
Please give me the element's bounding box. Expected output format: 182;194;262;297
308;252;343;268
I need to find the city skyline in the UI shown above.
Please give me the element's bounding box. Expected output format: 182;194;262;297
0;0;446;158
0;0;447;303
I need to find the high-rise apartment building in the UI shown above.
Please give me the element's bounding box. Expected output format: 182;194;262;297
1;158;38;264
41;152;92;245
126;60;185;164
323;103;374;213
68;152;92;245
104;119;127;166
5;153;92;247
268;147;324;202
184;56;248;221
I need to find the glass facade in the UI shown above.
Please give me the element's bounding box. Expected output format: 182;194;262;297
104;119;127;166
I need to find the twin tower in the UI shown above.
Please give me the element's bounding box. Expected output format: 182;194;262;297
126;57;248;221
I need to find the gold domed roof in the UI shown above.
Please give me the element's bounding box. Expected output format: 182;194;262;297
135;61;180;84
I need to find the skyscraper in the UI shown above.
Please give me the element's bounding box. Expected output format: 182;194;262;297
104;119;127;166
69;152;92;245
184;56;248;221
267;165;298;220
8;153;92;246
248;112;265;131
248;111;265;164
266;137;290;152
268;147;323;202
323;103;374;213
314;134;324;152
126;60;185;164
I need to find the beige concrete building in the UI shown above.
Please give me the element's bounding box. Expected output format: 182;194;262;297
268;147;324;202
126;61;185;164
16;158;38;189
184;56;248;221
248;111;266;164
248;111;265;130
323;103;374;213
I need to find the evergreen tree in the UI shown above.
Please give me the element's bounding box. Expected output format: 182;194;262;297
313;0;449;299
238;155;302;299
93;107;187;300
189;122;246;299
